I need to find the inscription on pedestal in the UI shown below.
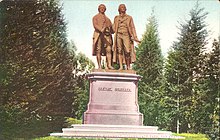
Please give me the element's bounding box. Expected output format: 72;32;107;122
98;87;131;92
98;87;112;91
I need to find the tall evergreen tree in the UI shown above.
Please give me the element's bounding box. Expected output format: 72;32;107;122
164;3;209;133
202;38;220;139
0;0;77;138
133;12;164;126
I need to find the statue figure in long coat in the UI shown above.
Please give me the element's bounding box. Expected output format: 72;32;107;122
92;4;114;69
112;4;140;70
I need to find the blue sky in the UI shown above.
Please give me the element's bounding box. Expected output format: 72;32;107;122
61;0;219;64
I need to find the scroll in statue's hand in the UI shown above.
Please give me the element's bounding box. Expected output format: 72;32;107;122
131;36;141;44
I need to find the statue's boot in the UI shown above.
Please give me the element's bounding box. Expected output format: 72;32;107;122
125;53;131;70
108;65;114;70
97;54;102;69
118;54;123;70
106;52;114;70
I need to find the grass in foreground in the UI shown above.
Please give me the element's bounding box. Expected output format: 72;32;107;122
34;133;209;140
174;133;209;140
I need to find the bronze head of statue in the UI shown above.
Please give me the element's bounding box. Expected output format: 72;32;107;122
98;4;106;13
118;4;126;14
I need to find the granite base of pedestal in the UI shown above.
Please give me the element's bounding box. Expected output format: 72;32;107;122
50;70;184;139
83;70;143;125
84;112;143;125
50;124;184;139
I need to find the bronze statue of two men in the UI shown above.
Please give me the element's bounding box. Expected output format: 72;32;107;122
92;4;140;70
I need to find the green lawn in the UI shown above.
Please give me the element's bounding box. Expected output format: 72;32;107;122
174;133;209;140
34;133;209;140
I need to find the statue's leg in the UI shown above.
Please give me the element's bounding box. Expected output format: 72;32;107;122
106;45;114;69
117;36;123;70
123;36;131;70
96;37;102;69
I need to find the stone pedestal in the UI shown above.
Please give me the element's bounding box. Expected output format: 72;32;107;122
50;70;185;139
83;70;143;125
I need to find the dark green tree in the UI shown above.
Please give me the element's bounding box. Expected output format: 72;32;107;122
202;38;220;139
0;0;78;139
164;3;209;133
133;12;164;126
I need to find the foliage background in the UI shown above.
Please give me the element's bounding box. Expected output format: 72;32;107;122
0;0;219;140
